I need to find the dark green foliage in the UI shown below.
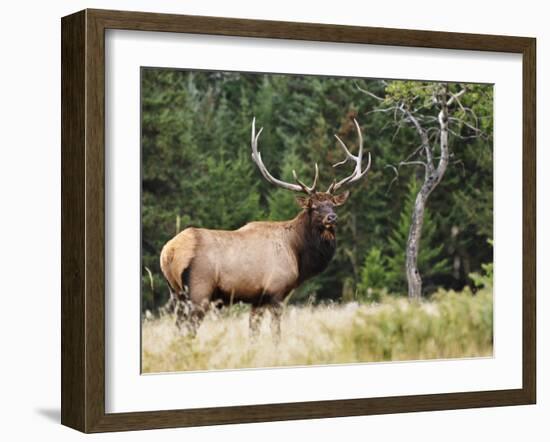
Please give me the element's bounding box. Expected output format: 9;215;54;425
469;239;494;289
385;177;451;293
141;68;493;312
357;178;451;301
357;247;390;303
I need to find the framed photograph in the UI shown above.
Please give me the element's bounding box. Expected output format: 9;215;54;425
61;9;536;433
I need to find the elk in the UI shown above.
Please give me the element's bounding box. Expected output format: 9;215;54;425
160;118;371;339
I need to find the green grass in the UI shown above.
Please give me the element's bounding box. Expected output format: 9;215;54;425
141;287;493;373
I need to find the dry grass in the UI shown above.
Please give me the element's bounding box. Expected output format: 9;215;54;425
141;288;493;373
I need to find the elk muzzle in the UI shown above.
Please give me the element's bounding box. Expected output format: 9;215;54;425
323;213;338;227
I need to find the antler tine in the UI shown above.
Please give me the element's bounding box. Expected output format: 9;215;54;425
251;117;318;195
327;118;372;193
333;135;354;167
292;163;319;194
353;118;364;164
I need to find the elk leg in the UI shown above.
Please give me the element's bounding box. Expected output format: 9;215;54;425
187;304;206;338
174;298;191;331
159;290;176;316
160;281;182;316
184;280;213;337
249;306;265;340
269;302;283;343
173;283;192;332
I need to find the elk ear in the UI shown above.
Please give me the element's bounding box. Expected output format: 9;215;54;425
332;190;350;206
295;196;312;208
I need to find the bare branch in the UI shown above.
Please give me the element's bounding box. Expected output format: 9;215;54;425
355;82;384;101
391;120;406;141
448;117;484;137
384;164;399;194
447;88;467;107
448;128;484;140
402;143;425;163
400;107;435;171
399;160;428;169
364;107;395;117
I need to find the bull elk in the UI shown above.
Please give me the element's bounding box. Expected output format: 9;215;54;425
160;118;371;338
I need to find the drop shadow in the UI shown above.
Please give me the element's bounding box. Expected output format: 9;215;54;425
35;408;60;423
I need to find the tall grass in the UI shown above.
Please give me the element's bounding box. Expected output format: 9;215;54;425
141;288;493;373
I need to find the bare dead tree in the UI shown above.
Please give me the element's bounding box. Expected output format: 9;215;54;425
359;82;486;299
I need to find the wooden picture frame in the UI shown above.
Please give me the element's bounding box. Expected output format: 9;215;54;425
61;8;536;433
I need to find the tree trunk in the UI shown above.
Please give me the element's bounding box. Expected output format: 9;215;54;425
406;190;428;299
405;85;450;300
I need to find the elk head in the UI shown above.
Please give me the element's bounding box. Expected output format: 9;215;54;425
251;117;371;237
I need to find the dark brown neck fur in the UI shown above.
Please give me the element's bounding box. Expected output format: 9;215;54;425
289;210;336;284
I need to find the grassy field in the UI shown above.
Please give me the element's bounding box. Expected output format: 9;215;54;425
141;288;493;373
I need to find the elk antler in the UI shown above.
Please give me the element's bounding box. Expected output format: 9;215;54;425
251;117;319;194
326;118;372;193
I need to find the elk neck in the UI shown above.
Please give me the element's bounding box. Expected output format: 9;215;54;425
289;209;337;284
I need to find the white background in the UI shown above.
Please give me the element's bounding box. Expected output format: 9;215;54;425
0;0;547;440
106;31;523;413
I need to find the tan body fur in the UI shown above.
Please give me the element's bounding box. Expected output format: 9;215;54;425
161;216;306;307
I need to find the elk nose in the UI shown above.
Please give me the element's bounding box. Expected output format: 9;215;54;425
325;213;338;225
